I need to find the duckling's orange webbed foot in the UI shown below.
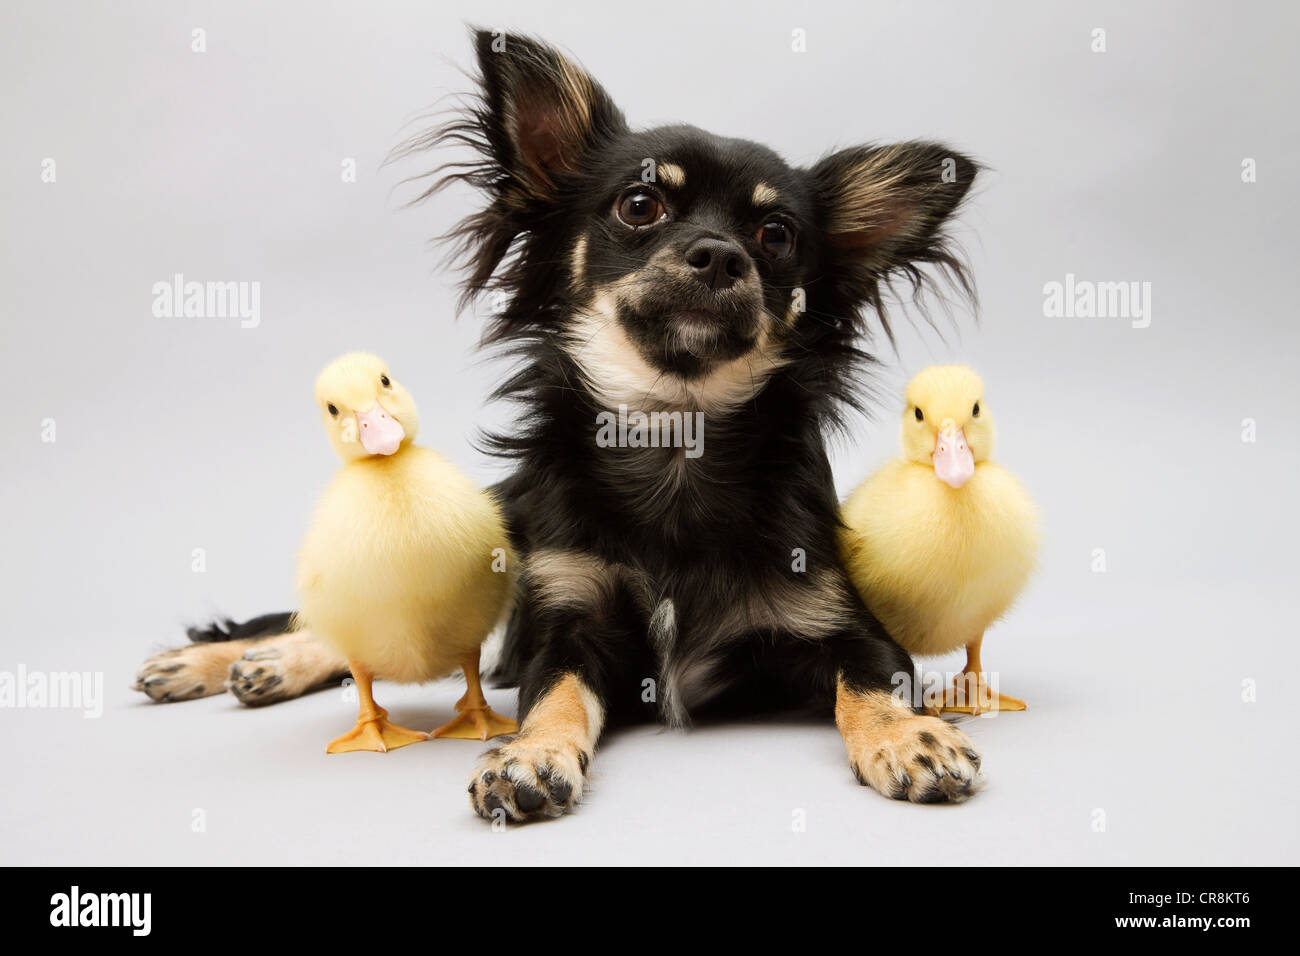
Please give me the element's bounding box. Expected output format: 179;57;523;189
431;651;518;740
431;705;518;741
929;635;1027;714
935;672;1026;714
327;659;428;753
937;689;1027;714
327;708;429;753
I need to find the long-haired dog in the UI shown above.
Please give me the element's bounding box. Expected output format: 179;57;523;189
135;30;985;820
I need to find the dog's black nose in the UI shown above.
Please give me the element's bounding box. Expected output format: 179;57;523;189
684;238;748;291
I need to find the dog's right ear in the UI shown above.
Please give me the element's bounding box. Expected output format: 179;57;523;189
401;31;627;307
470;29;627;202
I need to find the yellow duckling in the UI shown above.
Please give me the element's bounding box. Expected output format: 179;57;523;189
840;366;1039;713
296;353;517;753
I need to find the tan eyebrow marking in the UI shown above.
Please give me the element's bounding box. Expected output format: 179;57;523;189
752;182;779;206
656;162;685;188
569;235;588;292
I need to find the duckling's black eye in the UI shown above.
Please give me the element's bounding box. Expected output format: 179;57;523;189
972;401;981;417
327;404;338;417
915;407;924;422
380;374;391;388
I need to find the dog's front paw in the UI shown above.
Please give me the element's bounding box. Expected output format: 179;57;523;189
836;684;983;804
853;714;982;804
468;735;590;823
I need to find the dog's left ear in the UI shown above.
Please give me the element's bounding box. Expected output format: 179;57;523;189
809;142;978;323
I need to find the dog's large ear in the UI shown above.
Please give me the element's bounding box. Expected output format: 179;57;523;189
809;142;978;337
471;29;627;201
407;30;628;308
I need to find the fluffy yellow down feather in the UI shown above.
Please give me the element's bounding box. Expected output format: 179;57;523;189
296;353;515;750
840;365;1039;709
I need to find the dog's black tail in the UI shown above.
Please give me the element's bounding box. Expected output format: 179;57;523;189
185;612;295;644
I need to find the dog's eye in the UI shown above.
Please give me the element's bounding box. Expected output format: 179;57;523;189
615;190;664;228
327;403;339;417
757;222;794;259
381;374;391;388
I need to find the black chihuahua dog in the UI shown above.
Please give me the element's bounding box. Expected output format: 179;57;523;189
135;29;984;821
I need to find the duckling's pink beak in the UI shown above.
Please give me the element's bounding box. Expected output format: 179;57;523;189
356;402;404;456
933;421;974;488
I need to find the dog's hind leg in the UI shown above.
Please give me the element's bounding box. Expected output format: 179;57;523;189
134;613;348;706
134;614;292;702
226;629;350;706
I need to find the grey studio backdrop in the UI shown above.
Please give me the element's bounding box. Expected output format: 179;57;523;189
1;1;1296;865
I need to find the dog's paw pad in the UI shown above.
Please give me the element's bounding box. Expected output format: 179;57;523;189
852;717;982;804
226;657;288;705
467;738;588;823
133;649;219;702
